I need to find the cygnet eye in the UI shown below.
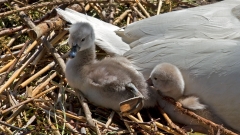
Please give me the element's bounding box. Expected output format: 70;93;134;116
154;77;157;80
81;38;85;42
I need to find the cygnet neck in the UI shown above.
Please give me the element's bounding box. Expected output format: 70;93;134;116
73;45;96;67
162;90;182;101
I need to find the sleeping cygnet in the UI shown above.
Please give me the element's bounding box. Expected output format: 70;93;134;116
148;63;219;132
148;62;205;110
65;22;158;114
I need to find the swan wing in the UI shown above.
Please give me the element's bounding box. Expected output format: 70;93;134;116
116;0;240;47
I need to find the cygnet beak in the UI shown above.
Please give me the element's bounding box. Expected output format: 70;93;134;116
146;78;153;86
69;45;78;58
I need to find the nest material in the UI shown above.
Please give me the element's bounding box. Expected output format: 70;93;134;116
0;0;237;135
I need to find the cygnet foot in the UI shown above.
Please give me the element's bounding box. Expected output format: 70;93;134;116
120;83;144;114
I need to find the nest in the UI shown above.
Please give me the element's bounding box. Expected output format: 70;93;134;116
0;0;237;135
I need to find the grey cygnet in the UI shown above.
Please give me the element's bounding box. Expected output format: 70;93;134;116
65;22;157;113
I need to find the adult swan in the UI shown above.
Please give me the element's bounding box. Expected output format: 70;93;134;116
57;0;240;132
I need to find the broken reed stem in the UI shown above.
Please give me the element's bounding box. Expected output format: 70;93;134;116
23;40;39;56
0;49;40;93
5;105;26;124
0;26;24;37
32;72;57;97
0;120;22;131
0;50;19;61
0;42;40;94
42;36;66;74
47;116;61;135
0;0;137;18
75;90;97;130
20;61;56;88
0;86;57;115
0;59;15;73
31;30;68;66
42;108;80;134
157;0;163;15
131;4;146;19
126;114;174;135
0;40;30;86
89;3;105;21
127;13;131;25
65;88;120;131
137;112;143;122
113;9;132;25
105;111;115;128
135;0;150;17
166;98;238;135
50;30;68;46
12;2;36;28
28;17;65;39
123;120;135;135
6;29;28;48
157;104;186;135
10;43;25;50
21;115;36;129
40;104;86;123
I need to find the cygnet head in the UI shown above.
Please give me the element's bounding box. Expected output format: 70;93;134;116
68;22;95;58
148;63;184;100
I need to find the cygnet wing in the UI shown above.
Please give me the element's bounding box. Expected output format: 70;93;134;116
179;96;206;110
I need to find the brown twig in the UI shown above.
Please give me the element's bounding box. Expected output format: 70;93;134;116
125;114;166;135
0;40;30;86
135;0;150;17
0;50;20;61
0;59;15;73
89;3;105;21
6;29;28;48
28;17;65;39
0;86;57;115
41;108;80;134
12;2;36;28
0;0;136;18
0;26;24;37
131;4;146;19
42;36;66;74
165;98;238;135
105;111;115;128
157;103;187;135
20;61;55;88
0;120;22;131
157;0;163;15
0;45;42;94
113;9;132;25
32;71;57;97
75;90;98;131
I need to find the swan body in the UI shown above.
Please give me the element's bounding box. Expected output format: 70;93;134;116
65;22;157;112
